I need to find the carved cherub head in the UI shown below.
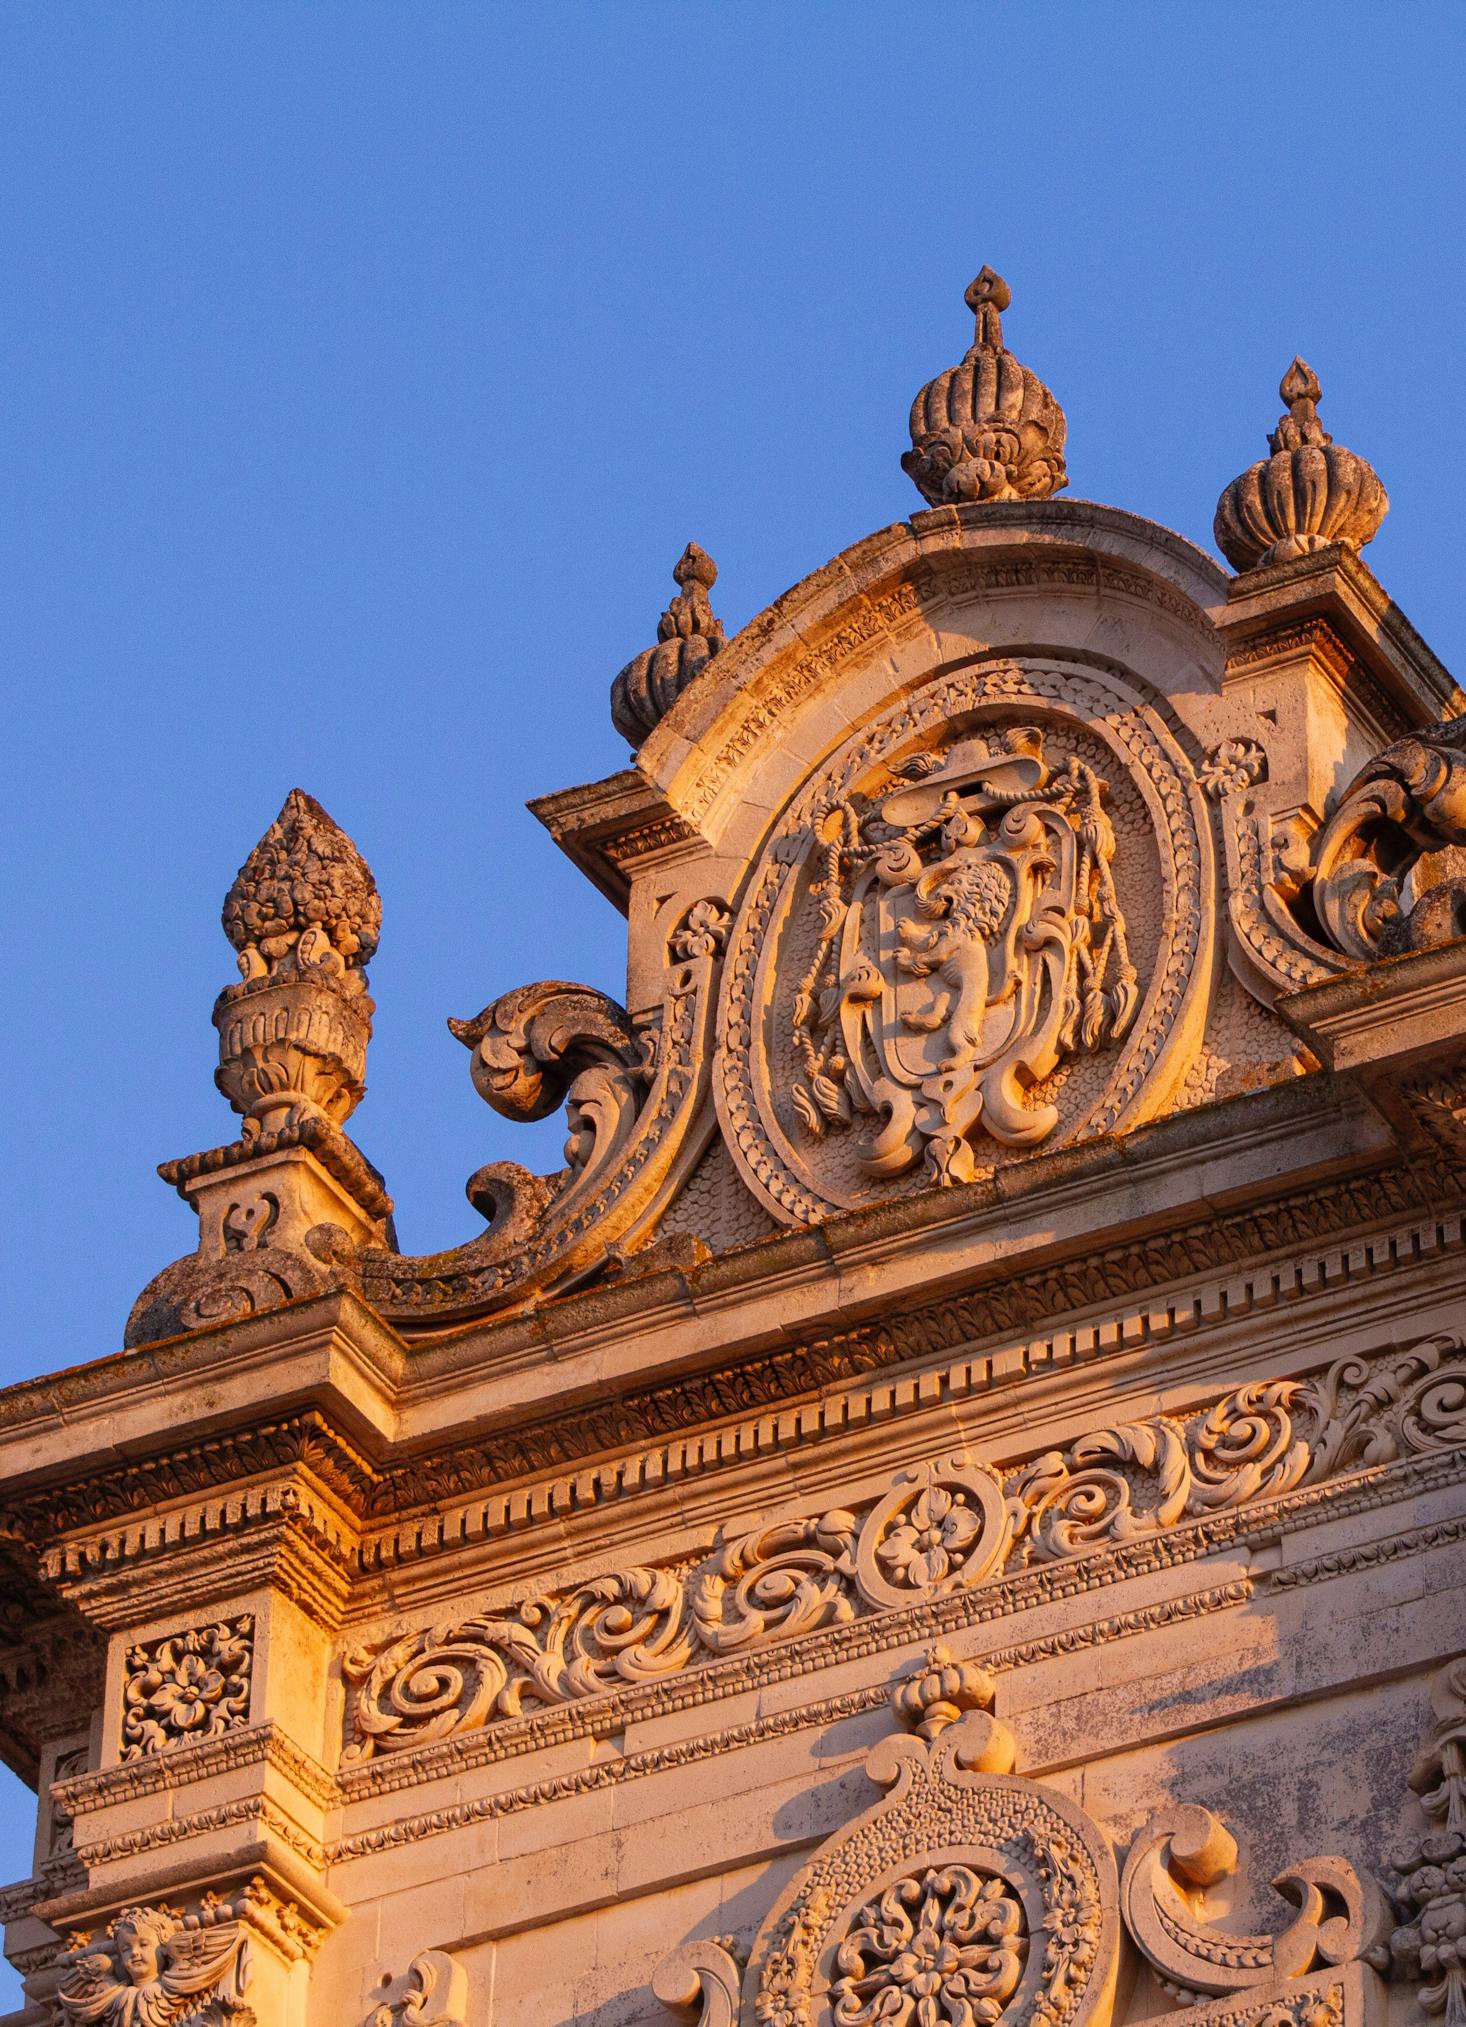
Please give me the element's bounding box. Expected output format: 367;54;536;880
109;1908;179;1986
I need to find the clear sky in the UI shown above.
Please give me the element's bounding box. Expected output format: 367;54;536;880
1;0;1463;1980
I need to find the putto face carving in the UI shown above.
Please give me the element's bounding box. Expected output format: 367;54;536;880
792;726;1137;1187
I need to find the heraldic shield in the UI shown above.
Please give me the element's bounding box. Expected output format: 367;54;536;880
716;655;1213;1225
794;725;1138;1188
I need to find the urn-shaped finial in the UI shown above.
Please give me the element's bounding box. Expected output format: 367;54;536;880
214;789;380;1137
902;267;1068;507
610;543;726;749
1214;358;1388;573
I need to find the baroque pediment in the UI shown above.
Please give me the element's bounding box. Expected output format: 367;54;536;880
119;304;1466;1342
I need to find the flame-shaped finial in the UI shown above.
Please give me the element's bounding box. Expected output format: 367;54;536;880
610;543;727;749
1214;359;1388;573
903;268;1068;508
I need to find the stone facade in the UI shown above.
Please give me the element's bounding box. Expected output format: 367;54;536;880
1;267;1464;2027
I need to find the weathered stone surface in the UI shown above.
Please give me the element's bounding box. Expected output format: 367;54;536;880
2;265;1465;2027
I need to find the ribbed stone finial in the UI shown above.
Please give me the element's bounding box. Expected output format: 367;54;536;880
1214;358;1388;573
610;543;726;749
902;267;1068;507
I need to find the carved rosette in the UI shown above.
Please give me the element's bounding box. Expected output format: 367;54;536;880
903;269;1068;506
611;543;727;748
855;1457;1008;1609
120;1616;253;1760
737;1716;1118;2027
1214;359;1387;574
215;788;380;1138
715;659;1210;1223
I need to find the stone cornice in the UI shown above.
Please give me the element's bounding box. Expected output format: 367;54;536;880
0;1084;1460;1610
55;1721;336;1816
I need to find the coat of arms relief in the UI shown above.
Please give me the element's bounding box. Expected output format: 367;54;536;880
790;725;1138;1187
716;658;1211;1224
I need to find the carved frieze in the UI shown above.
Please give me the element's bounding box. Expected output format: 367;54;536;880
341;1332;1464;1762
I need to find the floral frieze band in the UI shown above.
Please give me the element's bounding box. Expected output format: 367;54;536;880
342;1334;1464;1763
120;1616;253;1760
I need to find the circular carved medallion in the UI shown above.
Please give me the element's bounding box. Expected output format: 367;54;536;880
716;657;1211;1224
854;1456;1008;1610
743;1724;1120;2027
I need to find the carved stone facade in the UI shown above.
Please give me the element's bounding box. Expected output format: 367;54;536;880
2;267;1464;2027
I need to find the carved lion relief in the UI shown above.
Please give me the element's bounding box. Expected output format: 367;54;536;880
715;658;1212;1223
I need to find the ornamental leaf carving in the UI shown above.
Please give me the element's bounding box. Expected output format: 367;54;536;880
341;1334;1465;1762
120;1618;253;1761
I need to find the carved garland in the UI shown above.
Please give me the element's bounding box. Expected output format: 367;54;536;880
340;1331;1464;1762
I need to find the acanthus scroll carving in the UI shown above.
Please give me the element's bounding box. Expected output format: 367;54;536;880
1311;718;1466;961
353;935;718;1319
341;1332;1466;1763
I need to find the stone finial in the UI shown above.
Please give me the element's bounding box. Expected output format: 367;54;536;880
1214;357;1388;573
902;267;1069;507
223;787;380;983
126;790;391;1348
610;543;726;749
891;1645;999;1741
214;790;379;1138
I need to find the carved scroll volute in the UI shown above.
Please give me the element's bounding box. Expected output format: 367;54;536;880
367;1948;468;2027
1120;1804;1390;1998
447;980;648;1216
1311;719;1466;960
651;1941;739;2027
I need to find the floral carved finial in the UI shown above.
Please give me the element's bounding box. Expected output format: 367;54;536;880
223;787;380;985
902;267;1069;507
1214;357;1388;573
213;789;380;1138
610;543;727;749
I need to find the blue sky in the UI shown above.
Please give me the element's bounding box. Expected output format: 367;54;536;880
1;0;1463;1979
